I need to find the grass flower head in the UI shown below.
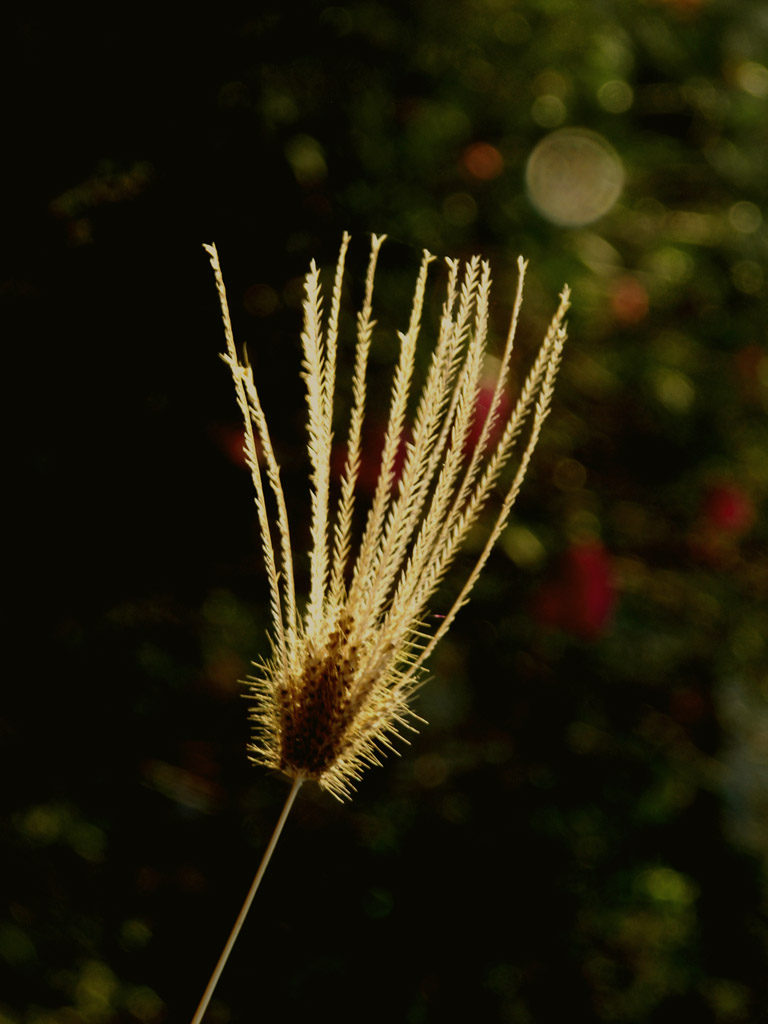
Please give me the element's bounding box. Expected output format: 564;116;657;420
204;234;569;801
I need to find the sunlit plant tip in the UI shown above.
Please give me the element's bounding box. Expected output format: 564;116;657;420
203;234;569;801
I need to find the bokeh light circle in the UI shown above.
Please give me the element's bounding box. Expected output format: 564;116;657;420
525;128;625;227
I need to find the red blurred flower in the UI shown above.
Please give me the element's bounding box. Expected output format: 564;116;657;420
609;274;649;325
690;482;757;566
461;142;504;181
703;483;756;535
212;423;249;468
534;540;617;639
465;375;512;455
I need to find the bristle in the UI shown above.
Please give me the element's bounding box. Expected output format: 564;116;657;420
205;235;568;800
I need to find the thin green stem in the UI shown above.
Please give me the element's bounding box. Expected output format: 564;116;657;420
191;775;304;1024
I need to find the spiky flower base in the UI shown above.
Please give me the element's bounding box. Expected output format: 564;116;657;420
205;235;569;800
253;611;422;800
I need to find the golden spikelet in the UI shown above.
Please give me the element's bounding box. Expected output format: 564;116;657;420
203;234;569;801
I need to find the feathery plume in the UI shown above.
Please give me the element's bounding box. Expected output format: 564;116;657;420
203;234;569;801
193;235;568;1023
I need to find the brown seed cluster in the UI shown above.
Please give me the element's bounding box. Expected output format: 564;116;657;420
276;615;360;779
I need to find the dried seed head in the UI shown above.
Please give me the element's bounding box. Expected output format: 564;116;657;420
204;234;569;800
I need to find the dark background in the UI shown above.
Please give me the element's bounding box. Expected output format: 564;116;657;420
5;2;767;1022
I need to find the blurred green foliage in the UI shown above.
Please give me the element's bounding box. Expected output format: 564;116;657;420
5;1;767;1021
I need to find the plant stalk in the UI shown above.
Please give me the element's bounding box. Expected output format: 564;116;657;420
191;775;303;1024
